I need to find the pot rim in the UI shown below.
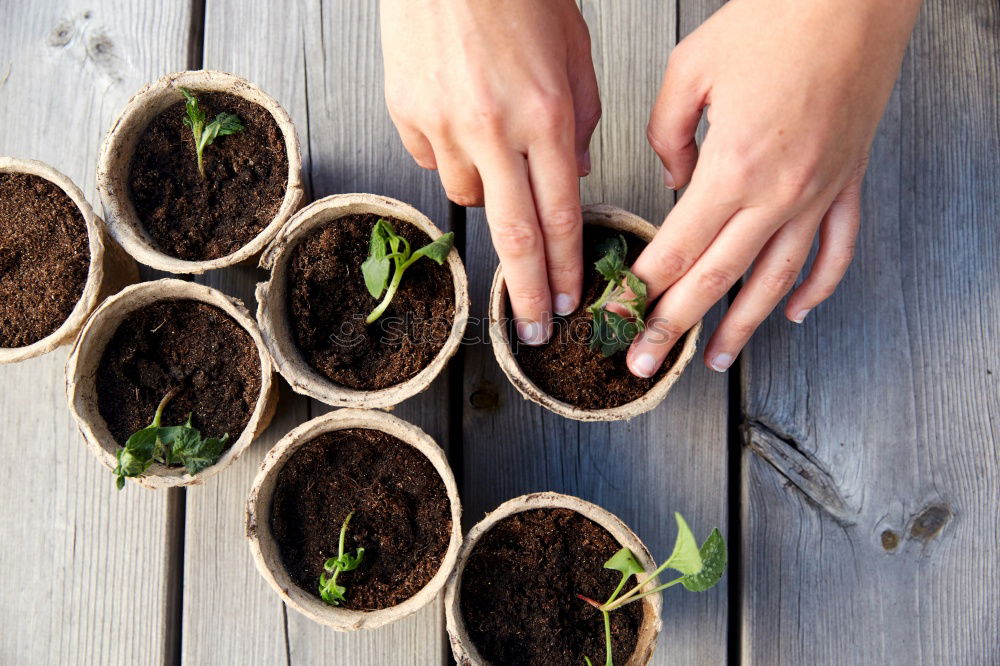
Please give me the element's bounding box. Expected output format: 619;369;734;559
65;278;277;489
245;408;463;631
488;203;701;422
0;157;112;363
256;192;470;409
443;491;664;666
96;69;304;274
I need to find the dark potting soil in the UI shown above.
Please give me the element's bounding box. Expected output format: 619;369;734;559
0;173;89;348
460;508;644;666
128;91;288;261
96;299;262;448
508;226;685;410
286;214;456;390
269;428;452;610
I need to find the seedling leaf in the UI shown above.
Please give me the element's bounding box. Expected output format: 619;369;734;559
114;390;228;490
318;512;364;606
179;87;244;178
587;235;648;357
681;529;727;592
364;220;455;324
665;512;703;576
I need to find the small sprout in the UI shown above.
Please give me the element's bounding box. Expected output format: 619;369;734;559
361;218;454;324
114;388;229;490
180;87;244;178
578;513;727;666
318;511;365;606
586;235;648;357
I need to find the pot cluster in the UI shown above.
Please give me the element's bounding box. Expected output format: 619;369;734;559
0;70;713;664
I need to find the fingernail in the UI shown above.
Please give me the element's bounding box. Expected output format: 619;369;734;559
709;352;734;372
516;320;548;346
792;308;811;324
582;150;592;174
632;353;659;378
663;168;676;189
554;293;575;316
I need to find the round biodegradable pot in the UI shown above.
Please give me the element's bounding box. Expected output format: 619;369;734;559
256;193;469;409
245;408;463;631
66;279;277;489
444;491;663;666
489;203;701;422
0;157;137;364
97;70;304;273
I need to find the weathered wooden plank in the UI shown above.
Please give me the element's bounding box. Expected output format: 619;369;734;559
187;0;452;663
0;2;191;664
740;0;1000;662
459;2;729;664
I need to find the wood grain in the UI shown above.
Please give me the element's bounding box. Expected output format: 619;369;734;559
187;0;453;663
739;0;1000;663
0;1;191;664
458;2;729;664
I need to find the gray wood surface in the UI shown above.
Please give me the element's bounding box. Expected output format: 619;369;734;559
0;0;997;664
0;2;191;664
739;0;1000;663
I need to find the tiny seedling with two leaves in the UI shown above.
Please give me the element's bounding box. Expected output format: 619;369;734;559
318;511;365;606
114;388;229;490
180;87;244;178
578;513;727;666
587;235;648;357
361;218;454;324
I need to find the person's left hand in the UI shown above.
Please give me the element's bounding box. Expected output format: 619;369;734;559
626;0;921;377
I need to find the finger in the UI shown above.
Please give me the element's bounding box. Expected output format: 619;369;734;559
702;209;822;371
784;170;863;322
646;45;707;190
627;208;781;378
630;175;741;300
435;146;484;207
394;122;438;171
479;150;552;345
527;138;583;316
567;45;601;176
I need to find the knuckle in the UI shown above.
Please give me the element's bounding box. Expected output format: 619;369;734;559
758;268;799;295
725;318;758;340
528;91;572;134
494;222;541;257
651;245;693;281
507;283;549;310
696;266;738;296
446;190;482;207
579;101;602;132
540;208;580;239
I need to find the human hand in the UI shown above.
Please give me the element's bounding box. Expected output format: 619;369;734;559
380;0;601;344
627;0;921;377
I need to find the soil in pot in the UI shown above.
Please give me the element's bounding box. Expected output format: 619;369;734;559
269;428;452;610
128;92;288;261
96;299;262;448
0;173;89;348
460;508;644;666
507;226;685;410
286;214;455;390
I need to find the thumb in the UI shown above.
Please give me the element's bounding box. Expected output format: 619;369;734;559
646;45;706;190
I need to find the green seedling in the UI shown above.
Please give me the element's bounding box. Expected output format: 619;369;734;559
114;388;229;490
318;511;365;606
587;235;648;357
362;218;454;324
180;87;244;178
578;513;727;666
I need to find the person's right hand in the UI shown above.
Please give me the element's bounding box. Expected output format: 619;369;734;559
380;0;601;344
